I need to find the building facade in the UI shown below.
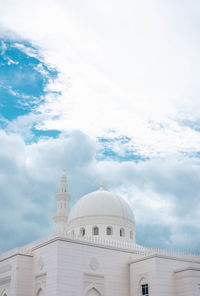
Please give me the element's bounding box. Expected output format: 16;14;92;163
0;170;200;296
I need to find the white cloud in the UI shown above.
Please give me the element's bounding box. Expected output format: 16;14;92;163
13;43;41;59
0;130;200;252
0;41;7;54
7;58;19;65
0;0;200;156
0;0;200;253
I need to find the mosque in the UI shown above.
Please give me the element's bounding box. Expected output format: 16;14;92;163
0;170;200;296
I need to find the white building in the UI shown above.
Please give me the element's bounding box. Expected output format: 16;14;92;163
0;170;200;296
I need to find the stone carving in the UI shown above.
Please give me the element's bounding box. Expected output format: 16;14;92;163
35;273;46;295
83;273;104;295
38;257;44;271
89;257;99;271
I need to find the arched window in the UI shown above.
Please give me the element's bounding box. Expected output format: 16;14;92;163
139;277;149;296
106;226;112;235
80;227;85;236
120;228;125;237
130;230;133;240
93;226;99;235
71;230;75;236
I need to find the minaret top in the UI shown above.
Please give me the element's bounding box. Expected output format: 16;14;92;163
54;169;70;234
59;169;67;193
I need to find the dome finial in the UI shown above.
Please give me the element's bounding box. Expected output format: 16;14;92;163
99;179;103;191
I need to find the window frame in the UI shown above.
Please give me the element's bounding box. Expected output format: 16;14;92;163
141;283;149;296
80;227;85;236
120;228;125;237
93;226;99;236
106;226;113;235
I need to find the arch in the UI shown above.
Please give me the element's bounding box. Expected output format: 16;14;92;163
138;277;149;296
130;230;133;240
120;227;125;237
93;226;99;235
106;226;112;235
1;289;8;296
87;287;101;296
36;288;44;296
80;227;85;236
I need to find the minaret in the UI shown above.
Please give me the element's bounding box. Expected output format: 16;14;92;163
53;169;71;234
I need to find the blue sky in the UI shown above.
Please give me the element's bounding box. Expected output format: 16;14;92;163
0;0;200;254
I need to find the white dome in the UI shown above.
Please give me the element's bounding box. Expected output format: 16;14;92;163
68;189;135;223
68;189;136;242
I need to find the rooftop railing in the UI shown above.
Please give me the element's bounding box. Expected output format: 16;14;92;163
0;231;199;263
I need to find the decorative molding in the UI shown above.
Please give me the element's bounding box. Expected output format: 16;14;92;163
89;257;99;271
83;273;104;296
174;267;200;273
84;273;104;279
137;275;149;296
35;272;47;279
0;265;11;275
129;253;200;265
0;247;33;263
38;257;44;271
1;231;200;265
35;272;46;296
68;215;135;229
0;276;11;285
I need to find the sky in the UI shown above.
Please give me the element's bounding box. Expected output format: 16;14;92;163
0;0;200;254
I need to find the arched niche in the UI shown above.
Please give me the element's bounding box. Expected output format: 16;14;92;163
87;287;101;296
93;226;99;236
36;288;45;296
1;290;8;296
80;227;86;236
138;277;149;296
106;226;112;235
120;227;125;237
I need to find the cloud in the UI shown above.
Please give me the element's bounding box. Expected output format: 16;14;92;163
0;0;200;255
0;130;96;252
0;130;200;253
0;0;200;156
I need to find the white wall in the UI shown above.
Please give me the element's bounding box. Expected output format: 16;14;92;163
32;240;58;296
130;255;200;296
56;239;140;296
0;254;33;296
175;268;200;296
15;255;33;296
2;238;200;296
130;256;158;296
